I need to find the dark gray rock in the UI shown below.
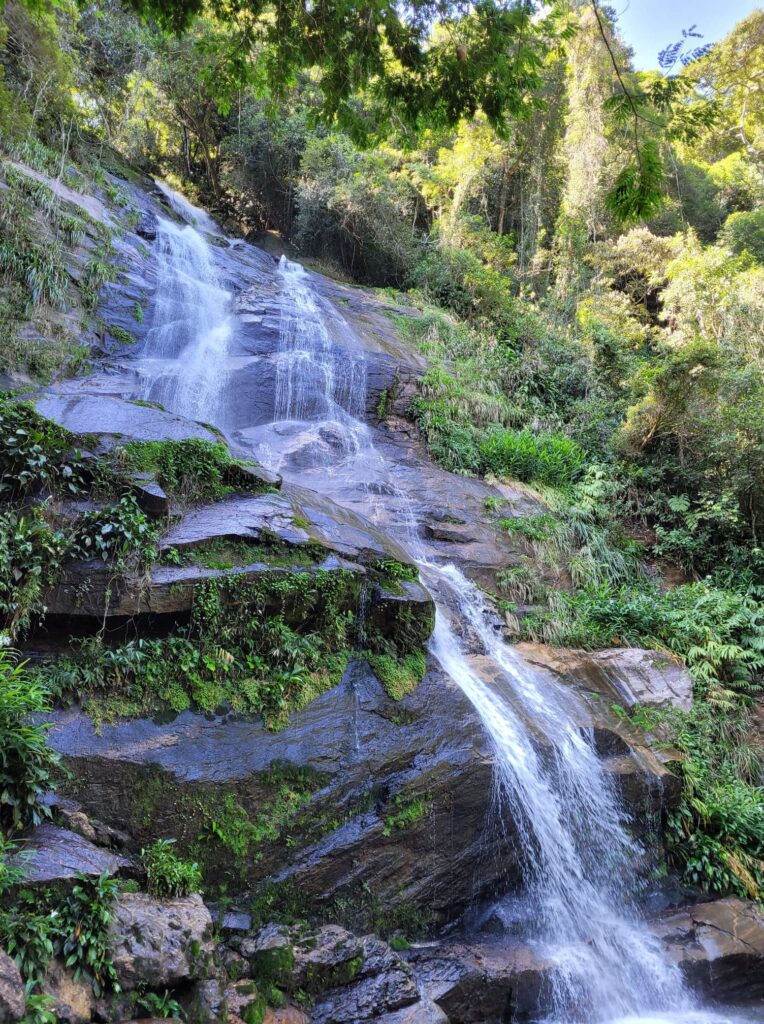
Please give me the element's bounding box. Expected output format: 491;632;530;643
136;210;158;241
408;940;550;1023
128;472;169;518
108;893;213;990
0;950;24;1024
11;824;134;885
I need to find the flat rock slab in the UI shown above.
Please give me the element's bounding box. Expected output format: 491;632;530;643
12;823;134;884
517;643;694;711
34;393;218;445
158;492;309;551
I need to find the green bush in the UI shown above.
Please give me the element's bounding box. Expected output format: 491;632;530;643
0;652;59;835
478;429;585;487
0;872;119;998
720;209;764;263
142;839;202;898
0;508;68;638
71;495;158;565
0;397;88;498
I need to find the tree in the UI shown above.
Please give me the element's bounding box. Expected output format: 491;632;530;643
116;0;567;142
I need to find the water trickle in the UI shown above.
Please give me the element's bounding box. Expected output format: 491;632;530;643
274;257;368;456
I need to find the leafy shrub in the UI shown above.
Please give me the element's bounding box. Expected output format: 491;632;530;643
720;209;764;263
0;397;88;498
71;495;158;565
0;508;68;637
142;839;202;898
0;872;119;998
478;429;585;487
0;652;59;835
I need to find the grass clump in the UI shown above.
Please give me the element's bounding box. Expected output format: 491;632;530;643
120;438;266;503
366;650;426;700
382;792;430;837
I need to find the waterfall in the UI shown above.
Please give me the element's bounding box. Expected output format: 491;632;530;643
140;214;745;1023
274;257;368;455
141;193;232;424
425;562;689;1023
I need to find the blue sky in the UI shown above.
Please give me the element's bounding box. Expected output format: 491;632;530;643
613;0;761;69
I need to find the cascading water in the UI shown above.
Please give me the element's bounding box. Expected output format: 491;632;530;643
140;209;751;1023
140;190;232;423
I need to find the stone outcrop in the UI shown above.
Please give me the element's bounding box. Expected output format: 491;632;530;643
11;823;134;885
407;940;550;1023
230;923;440;1024
517;642;694;711
108;893;214;990
42;959;96;1024
656;897;764;1003
50;652;678;928
0;950;24;1024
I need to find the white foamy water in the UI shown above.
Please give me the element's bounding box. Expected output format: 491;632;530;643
141;199;232;423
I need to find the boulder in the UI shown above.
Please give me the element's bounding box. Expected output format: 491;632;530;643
655;897;764;1003
11;824;134;886
517;643;693;711
0;950;24;1024
108;893;213;990
42;958;95;1024
240;923;426;1024
128;472;169;518
408;940;550;1023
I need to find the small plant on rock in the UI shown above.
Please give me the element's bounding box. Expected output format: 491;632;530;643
143;839;203;898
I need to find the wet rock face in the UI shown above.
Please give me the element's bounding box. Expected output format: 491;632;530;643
0;949;25;1024
656;898;764;1004
108;893;214;990
51;661;506;925
50;655;677;929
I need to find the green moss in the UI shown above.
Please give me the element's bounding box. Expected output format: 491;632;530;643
120;438;268;503
366;650;426;700
292;515;310;530
242;995;267;1024
164;538;323;571
250;944;295;988
382;792;430;837
107;324;135;346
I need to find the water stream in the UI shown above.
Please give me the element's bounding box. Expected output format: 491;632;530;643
134;193;754;1024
